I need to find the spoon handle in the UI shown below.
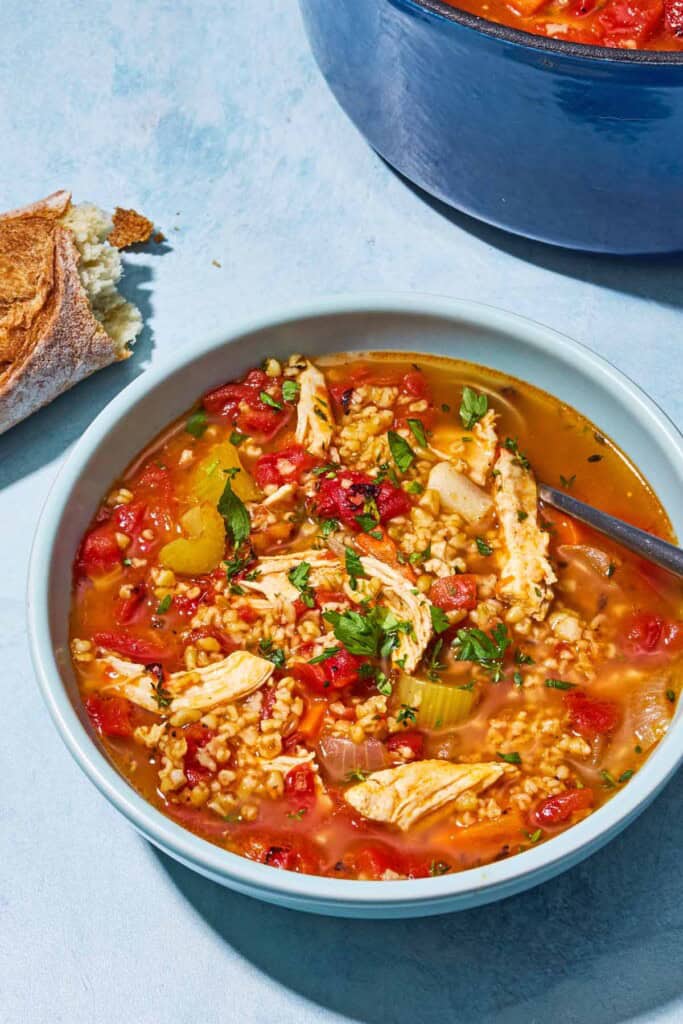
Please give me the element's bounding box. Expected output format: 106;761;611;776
538;484;683;579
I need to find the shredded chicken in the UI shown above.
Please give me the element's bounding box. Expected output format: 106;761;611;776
493;449;556;623
344;759;511;830
240;550;337;603
430;409;499;486
98;650;274;713
295;361;334;456
360;554;432;672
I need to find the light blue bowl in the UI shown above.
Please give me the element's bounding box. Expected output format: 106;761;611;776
28;295;683;918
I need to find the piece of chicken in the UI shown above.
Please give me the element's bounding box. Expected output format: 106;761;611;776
359;554;433;672
240;550;339;604
96;650;274;713
295;360;334;456
344;759;512;830
493;448;556;623
429;409;499;486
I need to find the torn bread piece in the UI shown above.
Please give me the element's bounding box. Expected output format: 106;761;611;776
344;759;512;831
108;206;154;249
493;448;556;624
0;190;143;433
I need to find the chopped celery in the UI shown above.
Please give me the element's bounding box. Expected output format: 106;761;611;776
396;673;477;729
191;442;260;503
159;503;226;575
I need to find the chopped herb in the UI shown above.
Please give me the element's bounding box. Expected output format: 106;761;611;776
259;391;282;410
282;380;300;403
635;745;643;754
666;689;676;703
185;409;208;438
156;594;173;615
587;454;603;463
320;518;339;538
204;456;220;477
150;677;172;710
223;813;244;824
229;430;248;447
503;437;530;470
600;769;617;789
453;623;511;682
545;678;577;690
258;638;286;668
308;646;342;665
426;638;446;682
314;407;328;422
407;418;428;448
559;473;576;489
459;387;488;430
375;673;393;696
217;471;251;550
513;671;524;687
345;768;369;783
619;770;634;783
430;605;451;635
441;403;451;413
387;430;416;473
457;681;475;692
312;463;340;477
475;537;493;557
408;543;431;566
355;512;380;533
517;510;528;523
288;561;315;608
323;605;409;658
397;704;418;725
229;582;245;595
122;557;133;567
515;650;534;666
224;550;252;581
497;750;521;765
376;461;400;486
407;481;424;495
287;807;307;820
526;829;543;844
345;547;366;590
429;860;451;876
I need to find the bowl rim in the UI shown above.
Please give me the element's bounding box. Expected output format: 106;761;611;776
401;0;683;65
28;292;683;910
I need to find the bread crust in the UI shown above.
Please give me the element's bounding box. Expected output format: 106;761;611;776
0;191;123;434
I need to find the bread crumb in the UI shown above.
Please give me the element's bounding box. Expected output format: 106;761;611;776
153;232;166;244
109;207;154;249
212;259;222;268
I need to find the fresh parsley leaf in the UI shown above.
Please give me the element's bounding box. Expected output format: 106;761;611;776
504;437;530;470
457;681;475;692
600;769;617;789
407;418;427;448
453;624;511;682
313;463;340;477
355;512;380;533
397;704;418;725
526;829;542;844
258;638;286;668
288;562;315;608
345;769;369;783
185;409;208;438
156;594;173;615
287;807;307;820
345;547;366;590
282;380;300;403
149;671;172;709
513;671;524;687
320;518;339;538
259;391;283;410
517;509;528;523
408;543;431;566
515;650;534;665
666;688;676;703
323;605;410;659
429;860;451;876
497;750;521;765
308;646;342;664
545;678;576;690
407;481;423;495
619;769;634;783
217;472;251;550
475;537;493;556
387;430;415;473
459;387;488;430
375;672;393;696
229;430;248;447
426;638;446;681
559;473;576;489
430;605;451;634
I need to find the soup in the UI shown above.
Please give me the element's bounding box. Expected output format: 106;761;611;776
445;0;683;50
69;353;682;880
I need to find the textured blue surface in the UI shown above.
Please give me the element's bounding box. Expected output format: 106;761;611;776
1;0;683;1020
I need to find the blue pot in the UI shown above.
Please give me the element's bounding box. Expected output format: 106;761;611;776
299;0;683;253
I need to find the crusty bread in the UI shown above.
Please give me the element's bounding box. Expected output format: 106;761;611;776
0;190;143;434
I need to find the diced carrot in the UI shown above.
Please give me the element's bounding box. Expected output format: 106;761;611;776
540;506;583;547
355;532;415;581
298;701;328;740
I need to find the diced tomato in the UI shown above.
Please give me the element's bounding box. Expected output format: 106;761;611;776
531;788;595;827
354;533;415;581
599;0;664;46
623;612;683;655
112;501;147;538
76;525;121;576
203;369;290;439
429;574;478;612
237;604;259;624
314;470;410;529
399;370;431;401
264;846;299;870
114;583;147;625
137;463;173;501
173;586;212;618
387;731;424;759
86;694;134;737
93;630;168;662
291;649;367;693
253;444;316;488
564;690;619;739
183;723;216;786
314;588;350;608
260;684;278;721
349;842;430;880
284;763;317;803
182;626;236;655
665;0;683;32
395;369;436;431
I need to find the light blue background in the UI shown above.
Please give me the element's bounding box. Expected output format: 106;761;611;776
2;2;682;1022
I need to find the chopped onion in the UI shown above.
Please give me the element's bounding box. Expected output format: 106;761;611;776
558;544;613;577
317;736;388;782
427;462;493;522
630;674;672;751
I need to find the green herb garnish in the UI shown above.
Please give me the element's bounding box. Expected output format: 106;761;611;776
387;430;415;474
545;678;576;690
430;605;451;635
320;518;340;538
560;473;576;489
397;704;418;725
619;770;634;783
258;638;286;668
476;537;493;556
156;594;173;615
259;391;282;410
345;547;366;590
429;860;451;876
453;624;510;682
459;387;488;430
600;769;617;789
217;469;250;550
504;437;530;470
407;418;428;448
288;561;315;608
229;430;247;447
185;409;208;438
282;380;300;403
497;750;521;765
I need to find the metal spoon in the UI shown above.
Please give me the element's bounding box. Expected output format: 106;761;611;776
538;483;683;578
